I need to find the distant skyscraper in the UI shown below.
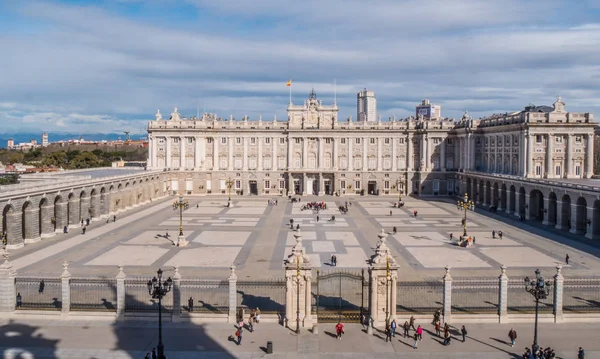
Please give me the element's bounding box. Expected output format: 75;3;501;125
357;89;376;122
7;139;14;149
42;133;49;147
416;99;441;120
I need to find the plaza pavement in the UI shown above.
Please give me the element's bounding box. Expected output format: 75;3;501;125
6;194;600;282
0;319;598;358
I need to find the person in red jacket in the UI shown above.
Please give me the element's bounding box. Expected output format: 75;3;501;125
335;322;344;340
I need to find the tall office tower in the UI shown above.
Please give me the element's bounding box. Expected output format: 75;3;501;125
416;99;441;119
7;139;14;149
41;133;49;147
357;89;376;122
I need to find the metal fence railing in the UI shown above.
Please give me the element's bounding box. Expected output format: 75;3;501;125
397;280;443;314
180;279;228;313
563;278;600;313
237;279;286;314
124;278;173;312
451;278;499;314
70;278;117;311
508;279;553;314
15;277;62;310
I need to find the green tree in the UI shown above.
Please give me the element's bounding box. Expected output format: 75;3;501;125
23;148;43;163
66;150;81;162
41;151;68;168
7;152;24;164
68;151;102;169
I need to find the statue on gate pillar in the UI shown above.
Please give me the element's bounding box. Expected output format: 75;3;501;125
369;229;399;328
284;230;313;331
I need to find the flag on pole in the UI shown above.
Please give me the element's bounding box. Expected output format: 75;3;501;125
286;79;292;87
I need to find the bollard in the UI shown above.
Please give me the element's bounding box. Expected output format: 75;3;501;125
266;341;273;354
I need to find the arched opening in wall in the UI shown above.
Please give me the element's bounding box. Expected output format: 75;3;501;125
38;197;47;236
21;201;31;241
529;189;544;221
485;181;492;205
509;185;516;213
548;192;557;226
2;205;13;240
560;195;571;231
53;196;62;231
492;182;499;208
518;187;526;216
478;181;484;203
592;200;600;239
117;184;123;211
67;193;74;225
79;191;87;223
500;184;507;209
132;181;138;205
90;189;97;219
575;197;587;234
101;187;107;216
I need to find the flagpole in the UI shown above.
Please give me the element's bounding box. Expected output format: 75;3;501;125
289;80;292;104
334;78;337;105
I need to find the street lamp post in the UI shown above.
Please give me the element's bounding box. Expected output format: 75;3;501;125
147;269;173;359
457;193;475;237
172;194;189;247
524;269;552;356
296;255;301;334
226;178;235;207
397;179;402;202
385;256;391;327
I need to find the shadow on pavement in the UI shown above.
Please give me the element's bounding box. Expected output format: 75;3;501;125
0;320;60;358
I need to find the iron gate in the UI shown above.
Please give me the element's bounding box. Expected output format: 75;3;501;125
313;269;369;323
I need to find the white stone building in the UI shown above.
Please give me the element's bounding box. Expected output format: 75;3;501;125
146;92;595;199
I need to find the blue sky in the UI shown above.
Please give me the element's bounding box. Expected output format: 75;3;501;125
1;0;600;134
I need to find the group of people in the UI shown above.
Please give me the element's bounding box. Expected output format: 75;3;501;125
267;199;278;206
231;308;261;345
300;201;327;211
330;255;338;266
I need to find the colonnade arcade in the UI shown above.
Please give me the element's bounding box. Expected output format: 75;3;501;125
464;177;600;240
1;177;163;249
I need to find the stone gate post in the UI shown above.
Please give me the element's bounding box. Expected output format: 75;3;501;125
116;265;126;321
172;266;181;323
498;265;508;323
284;230;313;331
442;266;452;323
61;261;71;318
553;264;564;323
228;265;237;323
368;229;399;328
0;252;16;312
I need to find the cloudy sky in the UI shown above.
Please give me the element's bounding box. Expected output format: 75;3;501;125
2;0;600;134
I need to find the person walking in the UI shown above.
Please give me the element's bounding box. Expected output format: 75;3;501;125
165;230;170;238
113;215;116;222
413;332;418;349
460;325;467;342
316;215;319;222
492;230;496;239
403;321;410;338
335;322;344;340
151;348;157;359
449;233;453;240
566;254;570;265
144;353;150;359
409;315;416;331
188;297;194;312
236;326;243;345
82;226;86;234
443;323;449;339
385;325;392;342
508;328;517;347
391;319;397;337
443;330;451;346
499;230;503;240
578;347;585;359
416;325;423;341
435;321;441;337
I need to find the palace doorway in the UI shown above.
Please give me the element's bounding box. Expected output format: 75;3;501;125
249;181;258;196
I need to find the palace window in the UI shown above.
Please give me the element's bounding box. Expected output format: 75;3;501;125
384;181;390;189
399;138;405;144
158;138;165;144
325;138;331;144
280;138;285;144
187;137;193;144
355;138;361;144
535;164;542;176
341;138;346;144
221;137;227;144
173;137;180;144
295;138;301;144
368;157;377;170
556;136;562;143
447;138;452;145
370;138;375;144
308;154;316;169
265;137;271;144
294;155;302;168
235;180;241;190
234;158;242;169
339;157;347;169
265;180;270;189
397;157;406;170
250;138;256;144
263;157;271;170
236;138;241;144
433;180;440;192
219;157;227;169
383;156;391;170
354;157;362;169
278;157;286;169
324;155;332;168
575;136;582;143
433;138;440;144
249;157;257;169
207;138;213;144
575;164;582;176
536;135;543;143
279;180;285;189
340;180;346;189
355;181;361;190
384;138;390;144
555;165;562;176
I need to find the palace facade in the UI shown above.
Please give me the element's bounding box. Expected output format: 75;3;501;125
147;91;595;199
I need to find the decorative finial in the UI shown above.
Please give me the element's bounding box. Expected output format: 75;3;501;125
500;264;507;275
62;260;69;272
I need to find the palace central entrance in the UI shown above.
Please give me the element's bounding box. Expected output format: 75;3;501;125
249;180;258;195
368;181;377;195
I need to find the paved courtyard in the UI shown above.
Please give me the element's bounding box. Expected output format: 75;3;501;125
7;195;600;280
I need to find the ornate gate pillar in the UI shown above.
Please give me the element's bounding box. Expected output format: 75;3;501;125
368;229;399;328
284;230;313;331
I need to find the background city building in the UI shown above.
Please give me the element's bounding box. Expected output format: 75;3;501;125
416;99;441;120
357;89;377;122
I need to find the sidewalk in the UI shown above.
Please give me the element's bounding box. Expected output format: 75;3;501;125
0;319;598;358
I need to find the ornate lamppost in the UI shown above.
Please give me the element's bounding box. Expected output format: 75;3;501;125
397;179;402;202
296;255;301;334
147;269;173;359
457;193;475;237
172;194;189;247
524;269;552;355
385;256;391;327
225;177;235;207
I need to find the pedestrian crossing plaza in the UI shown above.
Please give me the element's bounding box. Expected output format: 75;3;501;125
9;196;600;279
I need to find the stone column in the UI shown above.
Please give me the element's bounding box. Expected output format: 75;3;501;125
497;187;505;212
362;137;367;171
6;211;24;249
61;261;71;318
284;230;313;330
406;135;412;171
585;206;594;239
425;136;430;171
0;254;17;312
273;139;278;170
90;195;101;220
514;193;521;217
180;136;185;170
542;198;551;225
318;138;324;169
40;204;55;238
24;207;40;244
165;137;172;169
440;138;446;171
55;201;67;233
505;189;513;215
546;134;553;178
228;265;237;323
586;134;594;178
442;266;452;323
194;136;200;170
498;265;508;323
553;264;564;323
555;201;565;230
147;135;153;168
302;138;308;169
570;203;582;234
368;230;399;327
68;198;80;229
566;135;573;178
172;266;182;322
527;134;533;177
524;194;531;220
287;137;293;169
116;265;126;321
213;136;219;169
